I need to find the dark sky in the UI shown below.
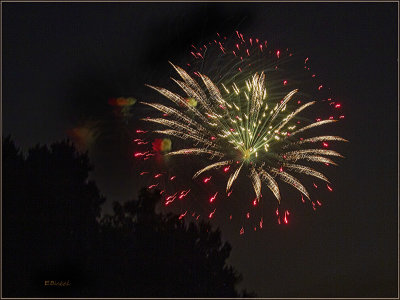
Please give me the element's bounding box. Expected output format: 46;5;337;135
3;2;398;297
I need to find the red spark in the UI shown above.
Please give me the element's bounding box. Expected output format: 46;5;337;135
229;215;233;220
305;57;309;63
313;183;318;189
327;184;333;192
246;49;250;56
253;199;258;206
259;44;263;52
316;200;322;206
165;199;175;206
276;50;280;58
139;171;149;176
335;103;341;108
179;189;191;200
240;227;244;235
297;100;301;104
312;74;316;78
232;50;236;56
154;173;163;178
209;209;216;219
179;211;187;220
211;136;216;141
246;212;250;219
301;194;305;203
329;116;334;120
249;38;252;45
323;142;329;147
339;115;345;119
148;183;158;189
169;176;176;181
280;166;283;172
316;118;322;122
276;208;279;216
203;176;212;183
318;85;323;90
227;191;233;197
219;42;226;54
283;80;288;85
224;166;230;172
134;152;147;158
259;218;263;229
209;192;218;203
136;129;147;134
166;192;177;201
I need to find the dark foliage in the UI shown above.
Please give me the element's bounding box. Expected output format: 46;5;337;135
92;188;241;297
2;136;105;297
2;137;252;297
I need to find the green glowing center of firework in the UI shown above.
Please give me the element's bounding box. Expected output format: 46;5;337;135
242;149;252;160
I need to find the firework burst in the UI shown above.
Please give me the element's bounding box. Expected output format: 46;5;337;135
135;32;347;230
142;63;347;205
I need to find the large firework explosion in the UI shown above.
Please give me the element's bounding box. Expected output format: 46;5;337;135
133;32;347;233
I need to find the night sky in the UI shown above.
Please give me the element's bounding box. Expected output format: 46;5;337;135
3;2;398;297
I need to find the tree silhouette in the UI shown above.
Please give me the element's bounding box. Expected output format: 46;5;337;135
92;188;243;297
2;137;254;297
2;137;105;297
